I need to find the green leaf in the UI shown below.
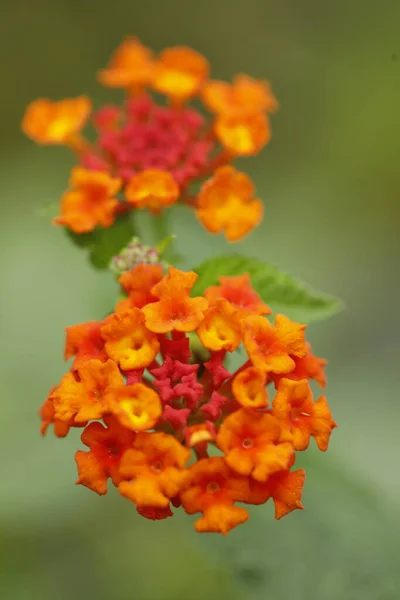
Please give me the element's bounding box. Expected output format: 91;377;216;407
65;213;136;270
191;254;343;323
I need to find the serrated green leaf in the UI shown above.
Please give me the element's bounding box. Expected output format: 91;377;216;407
192;254;343;323
64;213;136;270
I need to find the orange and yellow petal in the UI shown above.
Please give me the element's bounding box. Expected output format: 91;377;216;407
125;169;179;213
196;298;242;352
217;409;294;481
243;315;295;374
143;267;208;333
75;449;109;495
52;359;124;423
98;37;154;90
247;468;305;519
275;314;307;358
22;96;91;145
100;308;160;370
203;74;278;117
215;112;270;156
205;274;271;318
152;46;209;102
108;383;162;431
119;432;190;507
196;166;263;241
232;367;268;409
118;264;164;309
54;168;121;233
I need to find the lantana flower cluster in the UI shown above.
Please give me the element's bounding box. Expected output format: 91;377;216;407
22;37;277;241
41;263;336;534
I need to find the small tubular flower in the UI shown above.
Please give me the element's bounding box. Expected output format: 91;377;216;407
232;367;268;409
108;383;162;431
22;96;91;145
142;266;208;333
152;46;209;103
125;169;179;213
75;415;136;495
247;467;306;520
196;298;242;352
100;308;160;370
119;432;190;509
203;74;278;117
243;314;307;375
271;343;327;389
52;359;124;423
196;166;263;241
40;387;73;438
54;167;121;233
215;111;270;156
97;37;154;91
217;409;294;482
180;457;250;534
116;263;164;312
205;274;271;318
272;378;336;451
64;320;107;369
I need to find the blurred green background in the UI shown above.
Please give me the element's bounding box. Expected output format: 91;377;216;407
1;1;400;598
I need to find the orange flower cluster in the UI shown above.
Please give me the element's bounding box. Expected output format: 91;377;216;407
41;265;335;534
22;37;277;241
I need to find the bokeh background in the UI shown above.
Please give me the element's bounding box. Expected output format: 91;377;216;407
1;1;400;598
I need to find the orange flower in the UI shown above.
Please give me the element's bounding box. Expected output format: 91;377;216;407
152;46;209;103
53;167;121;233
203;74;278;116
215;111;270;156
232;367;268;409
40;387;73;438
125;169;179;214
205;274;271;318
180;457;250;534
243;314;307;375
75;415;136;495
98;37;154;91
196;298;242;352
116;264;164;312
272;378;336;451
142;266;208;333
52;359;124;423
22;96;91;145
64;320;107;369
217;409;294;482
196;166;263;241
271;343;327;388
100;308;160;371
108;383;162;431
247;468;306;519
119;432;190;508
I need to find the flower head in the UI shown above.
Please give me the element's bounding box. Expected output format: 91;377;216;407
22;96;91;145
196;166;264;241
54;167;121;233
